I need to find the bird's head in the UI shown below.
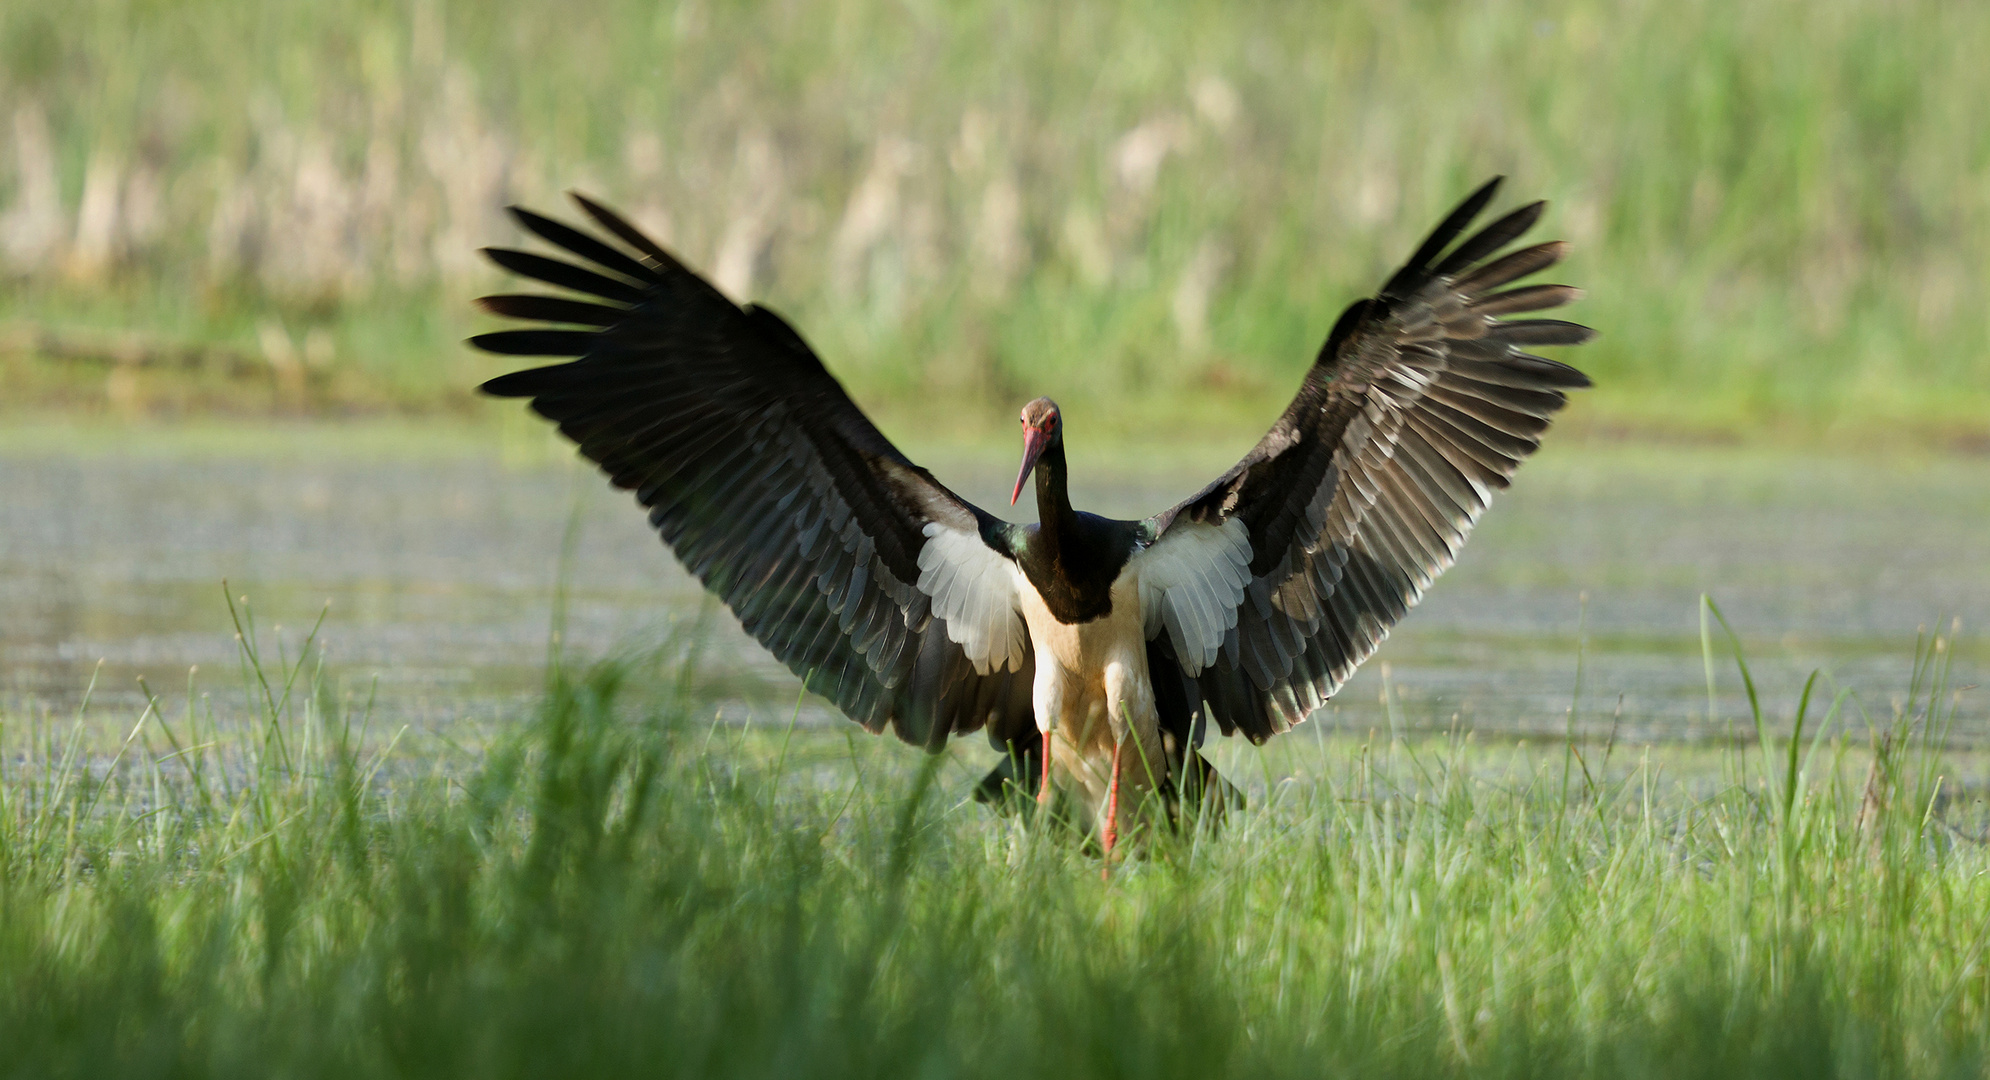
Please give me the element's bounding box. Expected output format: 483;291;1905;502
1011;397;1062;505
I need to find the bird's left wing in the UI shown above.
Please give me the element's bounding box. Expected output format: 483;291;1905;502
1133;177;1594;743
474;196;1032;750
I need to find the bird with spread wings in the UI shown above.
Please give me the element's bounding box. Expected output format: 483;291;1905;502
473;177;1593;857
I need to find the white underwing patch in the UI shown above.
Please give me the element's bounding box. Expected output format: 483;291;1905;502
1134;516;1252;675
915;522;1030;674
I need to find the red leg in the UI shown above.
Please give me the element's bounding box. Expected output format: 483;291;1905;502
1101;740;1123;879
1037;731;1054;808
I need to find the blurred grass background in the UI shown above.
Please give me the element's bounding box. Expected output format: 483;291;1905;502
0;0;1985;444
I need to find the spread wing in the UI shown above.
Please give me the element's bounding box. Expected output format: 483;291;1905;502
1134;177;1595;742
474;196;1033;750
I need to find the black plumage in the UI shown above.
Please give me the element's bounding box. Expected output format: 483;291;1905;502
476;197;1037;751
1142;177;1594;744
473;177;1593;817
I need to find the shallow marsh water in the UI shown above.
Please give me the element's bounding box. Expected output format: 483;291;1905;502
2;420;1985;749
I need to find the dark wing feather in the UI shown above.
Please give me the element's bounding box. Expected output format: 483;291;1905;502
1150;177;1594;743
474;197;1035;750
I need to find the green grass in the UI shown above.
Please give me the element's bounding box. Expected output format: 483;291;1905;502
4;598;1988;1078
1;0;1987;444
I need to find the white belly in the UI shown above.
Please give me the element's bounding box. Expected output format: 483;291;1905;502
1016;568;1167;826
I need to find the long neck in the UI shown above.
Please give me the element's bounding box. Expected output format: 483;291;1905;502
1021;434;1126;622
1032;437;1076;549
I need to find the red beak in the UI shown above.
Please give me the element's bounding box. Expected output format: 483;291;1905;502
1011;426;1050;506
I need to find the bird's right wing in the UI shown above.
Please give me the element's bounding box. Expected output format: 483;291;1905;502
474;196;1033;750
1137;178;1594;742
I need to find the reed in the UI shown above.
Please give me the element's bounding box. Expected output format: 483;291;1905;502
1;0;1986;437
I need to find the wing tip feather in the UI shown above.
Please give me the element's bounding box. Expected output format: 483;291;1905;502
477;364;565;398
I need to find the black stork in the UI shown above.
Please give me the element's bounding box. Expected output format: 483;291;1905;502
472;177;1593;862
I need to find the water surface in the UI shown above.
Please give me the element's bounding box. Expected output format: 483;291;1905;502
3;421;1984;745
